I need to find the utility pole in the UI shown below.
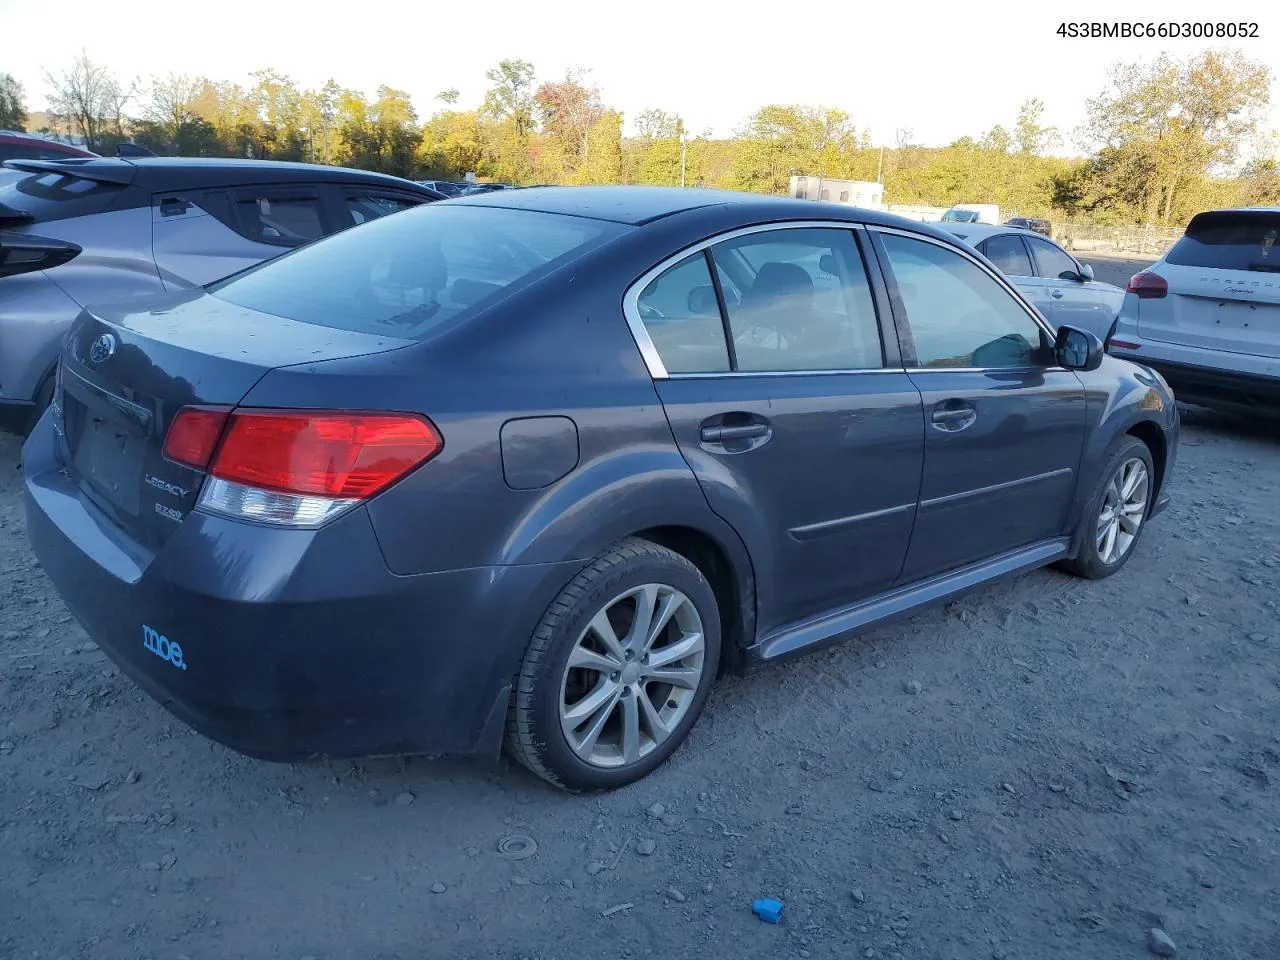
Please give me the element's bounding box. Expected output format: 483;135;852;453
877;146;884;184
680;131;688;188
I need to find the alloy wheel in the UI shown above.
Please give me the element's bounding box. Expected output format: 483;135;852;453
1096;457;1149;565
558;583;706;769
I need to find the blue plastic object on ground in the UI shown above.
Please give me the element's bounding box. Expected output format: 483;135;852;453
752;898;784;923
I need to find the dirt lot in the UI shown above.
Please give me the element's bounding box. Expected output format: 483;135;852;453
3;257;1279;960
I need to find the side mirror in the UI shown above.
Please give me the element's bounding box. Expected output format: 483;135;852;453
1055;324;1104;371
1075;262;1094;282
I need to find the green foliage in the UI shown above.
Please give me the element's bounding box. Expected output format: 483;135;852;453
27;53;1276;224
0;73;27;130
1065;50;1273;225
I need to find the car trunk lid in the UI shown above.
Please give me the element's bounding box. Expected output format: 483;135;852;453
1137;210;1280;358
55;290;413;551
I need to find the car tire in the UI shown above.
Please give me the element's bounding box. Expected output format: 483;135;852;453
1059;435;1155;580
22;372;55;437
505;537;722;792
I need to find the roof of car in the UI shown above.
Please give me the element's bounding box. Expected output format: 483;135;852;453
936;222;1040;241
0;156;439;195
0;132;96;155
449;185;953;233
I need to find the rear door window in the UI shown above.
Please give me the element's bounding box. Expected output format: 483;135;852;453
980;234;1033;276
712;228;884;372
229;186;327;247
1165;211;1280;272
208;203;625;338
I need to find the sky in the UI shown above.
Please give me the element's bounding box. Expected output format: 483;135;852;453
2;0;1277;154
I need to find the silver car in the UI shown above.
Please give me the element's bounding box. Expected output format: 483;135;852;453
938;223;1124;339
0;157;442;434
1108;207;1279;416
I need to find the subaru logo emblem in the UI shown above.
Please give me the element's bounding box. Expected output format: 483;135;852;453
89;333;116;364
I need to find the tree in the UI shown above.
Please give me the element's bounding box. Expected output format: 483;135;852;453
535;69;605;162
140;74;219;154
436;89;459;106
635;108;680;141
0;73;27;130
569;111;623;184
629;108;686;186
1077;51;1271;223
44;51;136;150
481;59;535;136
729;105;864;194
1014;98;1059;155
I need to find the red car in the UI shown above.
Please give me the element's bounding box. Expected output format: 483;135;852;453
0;131;97;163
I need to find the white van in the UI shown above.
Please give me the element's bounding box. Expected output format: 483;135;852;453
940;204;1001;225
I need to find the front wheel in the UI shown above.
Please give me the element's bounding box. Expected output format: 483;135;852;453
505;538;721;792
1060;436;1154;580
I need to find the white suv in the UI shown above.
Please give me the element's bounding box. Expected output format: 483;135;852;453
1108;208;1279;415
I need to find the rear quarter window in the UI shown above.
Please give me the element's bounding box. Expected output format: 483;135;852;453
1166;212;1280;272
207;204;627;338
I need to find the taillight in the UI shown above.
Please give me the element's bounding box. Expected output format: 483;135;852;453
172;409;442;528
1126;272;1168;299
163;406;232;469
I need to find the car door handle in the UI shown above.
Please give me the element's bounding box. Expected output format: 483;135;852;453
931;403;977;432
700;423;770;443
1050;289;1064;299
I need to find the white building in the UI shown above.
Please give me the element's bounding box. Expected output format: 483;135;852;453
789;176;885;209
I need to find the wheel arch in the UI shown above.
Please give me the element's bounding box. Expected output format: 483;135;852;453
629;524;757;674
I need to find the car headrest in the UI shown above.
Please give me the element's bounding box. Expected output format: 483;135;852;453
819;253;838;276
687;285;719;315
745;262;813;307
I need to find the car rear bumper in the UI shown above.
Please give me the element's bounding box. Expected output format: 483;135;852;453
21;418;579;762
1109;340;1280;412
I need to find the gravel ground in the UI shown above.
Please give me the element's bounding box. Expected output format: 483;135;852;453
3;257;1279;960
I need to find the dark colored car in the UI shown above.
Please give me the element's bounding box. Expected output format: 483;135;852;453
1005;216;1052;236
0;157;444;435
416;179;471;197
0;131;98;163
23;187;1179;792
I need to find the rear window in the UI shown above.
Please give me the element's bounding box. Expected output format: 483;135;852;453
207;204;626;338
1166;212;1280;272
0;171;125;223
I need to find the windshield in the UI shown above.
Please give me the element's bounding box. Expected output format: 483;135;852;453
208;204;626;338
942;209;979;223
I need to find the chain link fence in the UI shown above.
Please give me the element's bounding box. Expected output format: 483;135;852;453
1049;222;1184;258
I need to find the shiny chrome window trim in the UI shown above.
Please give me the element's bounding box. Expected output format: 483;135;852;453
621;220;886;381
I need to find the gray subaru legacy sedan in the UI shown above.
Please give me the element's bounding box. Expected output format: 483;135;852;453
23;187;1179;792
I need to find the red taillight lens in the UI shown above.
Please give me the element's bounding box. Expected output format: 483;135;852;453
163;405;232;469
208;410;442;499
1126;272;1168;299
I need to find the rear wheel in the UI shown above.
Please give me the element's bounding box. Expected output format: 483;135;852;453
505;538;721;792
1060;436;1153;580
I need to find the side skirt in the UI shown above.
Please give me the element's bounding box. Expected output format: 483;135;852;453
750;538;1071;664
